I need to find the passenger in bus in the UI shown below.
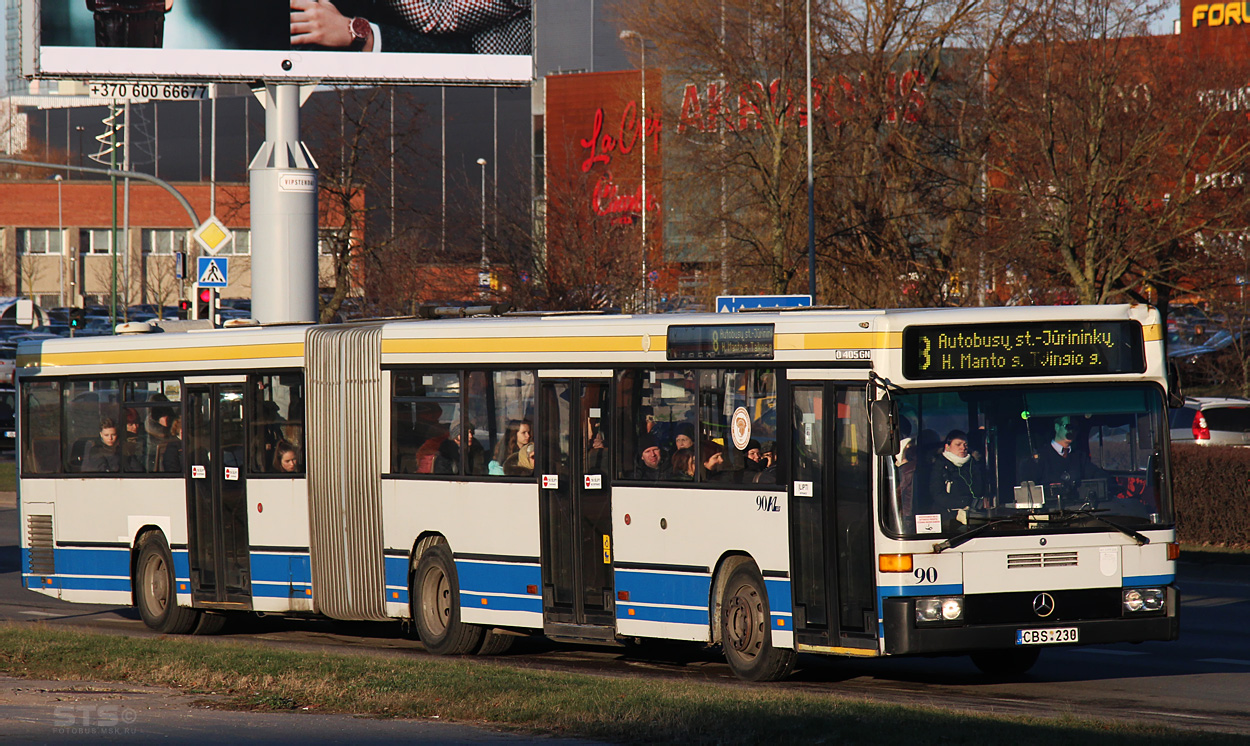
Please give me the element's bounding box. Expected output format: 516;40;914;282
84;417;123;472
122;407;146;472
700;441;731;482
434;423;487;475
632;434;669;480
145;405;178;472
273;440;302;473
671;447;697;481
927;429;987;513
583;424;607;474
503;420;535;476
161;412;184;473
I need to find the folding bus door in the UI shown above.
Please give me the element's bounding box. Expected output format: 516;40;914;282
787;382;877;651
538;376;615;641
185;379;253;608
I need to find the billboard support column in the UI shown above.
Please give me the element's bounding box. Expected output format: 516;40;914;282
249;83;319;325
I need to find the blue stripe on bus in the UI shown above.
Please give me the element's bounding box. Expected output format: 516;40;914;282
764;578;792;615
1123;574;1174;586
460;592;543;614
456;559;542;600
617;602;710;626
877;583;964;598
615;568;711;607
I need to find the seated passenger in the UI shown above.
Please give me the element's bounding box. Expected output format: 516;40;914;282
503;420;535;476
161;413;184;473
85;417;122;473
701;441;730;482
273;440;302;473
927;429;986;513
631;434;669;480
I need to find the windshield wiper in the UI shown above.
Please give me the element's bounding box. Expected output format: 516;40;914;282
932;516;1033;553
1050;509;1150;546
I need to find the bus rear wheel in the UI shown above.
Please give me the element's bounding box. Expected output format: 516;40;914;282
412;544;483;655
720;563;796;681
970;647;1040;677
134;532;199;634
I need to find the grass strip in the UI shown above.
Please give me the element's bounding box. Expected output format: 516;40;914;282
0;623;1237;744
0;460;14;492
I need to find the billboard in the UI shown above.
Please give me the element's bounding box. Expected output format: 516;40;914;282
23;0;533;85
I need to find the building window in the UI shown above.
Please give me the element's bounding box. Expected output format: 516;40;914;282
17;228;63;255
318;228;348;256
141;229;188;255
222;229;250;255
79;229;116;255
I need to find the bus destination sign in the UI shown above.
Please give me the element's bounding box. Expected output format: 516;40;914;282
667;324;774;361
902;321;1145;380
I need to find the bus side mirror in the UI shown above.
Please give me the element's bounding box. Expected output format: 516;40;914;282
871;399;900;456
1165;361;1184;409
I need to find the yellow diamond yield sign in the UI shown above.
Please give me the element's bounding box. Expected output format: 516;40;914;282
193;216;233;255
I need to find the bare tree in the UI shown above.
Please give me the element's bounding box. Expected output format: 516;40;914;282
986;0;1250;317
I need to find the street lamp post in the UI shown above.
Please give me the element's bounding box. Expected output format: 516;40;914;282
476;157;488;297
620;29;648;313
75;126;84;170
55;175;64;307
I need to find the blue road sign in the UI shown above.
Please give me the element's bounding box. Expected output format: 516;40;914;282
197;256;229;288
715;294;812;313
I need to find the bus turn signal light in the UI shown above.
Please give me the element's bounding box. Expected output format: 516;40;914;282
879;554;913;573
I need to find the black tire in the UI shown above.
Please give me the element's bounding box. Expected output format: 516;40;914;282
476;629;516;656
720;562;796;681
192;612;228;636
970;647;1040;677
412;544;483;655
134;532;199;634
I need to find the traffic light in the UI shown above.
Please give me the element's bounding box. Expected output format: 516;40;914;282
178;300;191;320
68;308;85;332
196;288;211;321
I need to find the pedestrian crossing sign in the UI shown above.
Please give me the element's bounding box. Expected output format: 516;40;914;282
197;256;229;288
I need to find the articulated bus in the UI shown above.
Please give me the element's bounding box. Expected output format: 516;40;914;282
17;304;1178;680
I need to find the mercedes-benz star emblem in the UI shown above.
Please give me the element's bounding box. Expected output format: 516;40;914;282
1033;592;1056;618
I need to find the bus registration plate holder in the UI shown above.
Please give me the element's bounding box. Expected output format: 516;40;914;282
1016;627;1078;645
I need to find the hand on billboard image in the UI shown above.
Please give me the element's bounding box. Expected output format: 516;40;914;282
289;0;528;54
87;0;175;48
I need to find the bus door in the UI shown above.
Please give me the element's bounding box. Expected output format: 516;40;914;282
538;376;615;639
787;382;877;650
185;380;252;608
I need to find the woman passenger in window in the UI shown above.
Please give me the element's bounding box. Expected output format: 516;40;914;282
503;419;535;476
273;440;302;473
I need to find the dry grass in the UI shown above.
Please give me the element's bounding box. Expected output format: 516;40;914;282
0;623;1238;745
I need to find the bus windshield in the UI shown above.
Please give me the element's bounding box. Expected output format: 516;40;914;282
882;384;1171;539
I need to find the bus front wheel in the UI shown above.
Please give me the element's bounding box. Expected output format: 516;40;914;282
412;544;483;655
134;532;199;634
720;562;796;681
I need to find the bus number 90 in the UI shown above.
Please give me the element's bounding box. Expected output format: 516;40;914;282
913;567;938;583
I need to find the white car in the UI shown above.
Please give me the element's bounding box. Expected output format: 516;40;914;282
1169;396;1250;446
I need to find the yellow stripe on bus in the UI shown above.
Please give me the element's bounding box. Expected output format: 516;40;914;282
780;331;902;350
21;343;305;368
382;336;668;354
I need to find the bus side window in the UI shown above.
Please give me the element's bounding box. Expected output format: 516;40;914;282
22;380;61;474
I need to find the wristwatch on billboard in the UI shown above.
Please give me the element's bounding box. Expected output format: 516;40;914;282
348;17;372;51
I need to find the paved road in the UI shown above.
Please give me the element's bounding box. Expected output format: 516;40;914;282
3;491;1249;738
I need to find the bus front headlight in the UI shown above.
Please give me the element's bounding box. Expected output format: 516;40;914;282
1122;588;1165;613
916;596;964;624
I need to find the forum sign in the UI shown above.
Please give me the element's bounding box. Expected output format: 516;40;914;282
22;0;533;85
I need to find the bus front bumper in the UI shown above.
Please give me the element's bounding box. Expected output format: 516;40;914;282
881;587;1180;656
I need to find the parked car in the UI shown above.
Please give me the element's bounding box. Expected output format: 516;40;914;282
1170;396;1250;446
0;384;13;451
